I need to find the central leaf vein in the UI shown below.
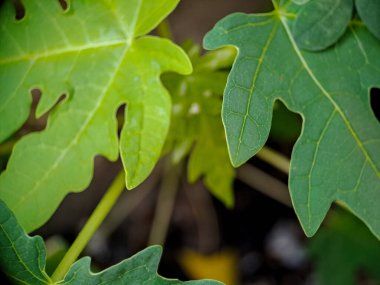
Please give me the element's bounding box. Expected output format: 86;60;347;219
280;16;380;179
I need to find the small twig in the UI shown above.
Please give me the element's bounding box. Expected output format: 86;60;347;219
237;164;292;207
257;146;290;174
51;171;126;282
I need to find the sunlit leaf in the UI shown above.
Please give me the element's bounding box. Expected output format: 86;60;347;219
0;0;192;232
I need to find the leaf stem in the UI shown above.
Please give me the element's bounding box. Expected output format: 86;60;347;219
51;171;125;282
0;140;16;156
257;147;290;174
156;19;173;40
148;160;180;246
237;164;292;207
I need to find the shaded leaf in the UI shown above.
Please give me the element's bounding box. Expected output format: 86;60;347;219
0;0;192;232
309;209;380;285
293;0;354;51
163;43;235;207
355;0;380;40
0;200;51;284
0;200;222;285
203;2;380;237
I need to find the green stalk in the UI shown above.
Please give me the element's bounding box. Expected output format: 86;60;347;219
237;164;292;207
257;147;290;174
148;160;181;246
156;19;173;39
0;140;16;155
51;171;126;282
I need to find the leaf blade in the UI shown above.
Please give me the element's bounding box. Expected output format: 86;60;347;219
293;0;354;51
355;0;380;40
203;3;380;238
0;0;191;232
0;200;222;285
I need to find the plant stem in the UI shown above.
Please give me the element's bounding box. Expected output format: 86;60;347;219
51;171;125;282
237;164;292;207
0;140;16;155
257;147;290;174
148;160;180;246
156;19;173;39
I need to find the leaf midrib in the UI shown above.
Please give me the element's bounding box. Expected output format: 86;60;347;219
0;40;127;65
0;221;49;284
234;19;279;162
280;16;379;178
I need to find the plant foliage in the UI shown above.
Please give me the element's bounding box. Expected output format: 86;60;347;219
0;200;222;285
163;42;236;206
204;0;380;238
0;0;192;232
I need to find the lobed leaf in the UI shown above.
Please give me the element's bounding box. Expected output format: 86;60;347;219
203;2;380;238
0;0;192;232
0;200;222;285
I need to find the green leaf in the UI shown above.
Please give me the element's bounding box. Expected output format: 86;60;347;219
163;43;235;207
0;201;51;284
203;3;380;238
355;0;380;40
0;200;222;285
0;0;192;232
309;209;380;285
291;0;310;5
293;0;354;51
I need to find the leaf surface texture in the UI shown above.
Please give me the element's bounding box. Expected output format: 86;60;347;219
0;200;222;285
0;0;191;232
203;1;380;237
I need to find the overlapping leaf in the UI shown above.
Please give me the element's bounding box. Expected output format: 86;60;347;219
293;0;380;51
0;0;191;232
355;0;380;40
293;0;353;51
309;210;380;285
204;0;380;237
163;42;235;206
0;200;222;285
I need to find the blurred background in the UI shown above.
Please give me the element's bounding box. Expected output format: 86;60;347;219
1;0;380;284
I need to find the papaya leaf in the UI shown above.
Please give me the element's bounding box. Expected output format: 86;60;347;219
0;0;192;232
0;200;222;285
163;42;235;207
203;1;380;238
355;0;380;40
309;209;380;285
